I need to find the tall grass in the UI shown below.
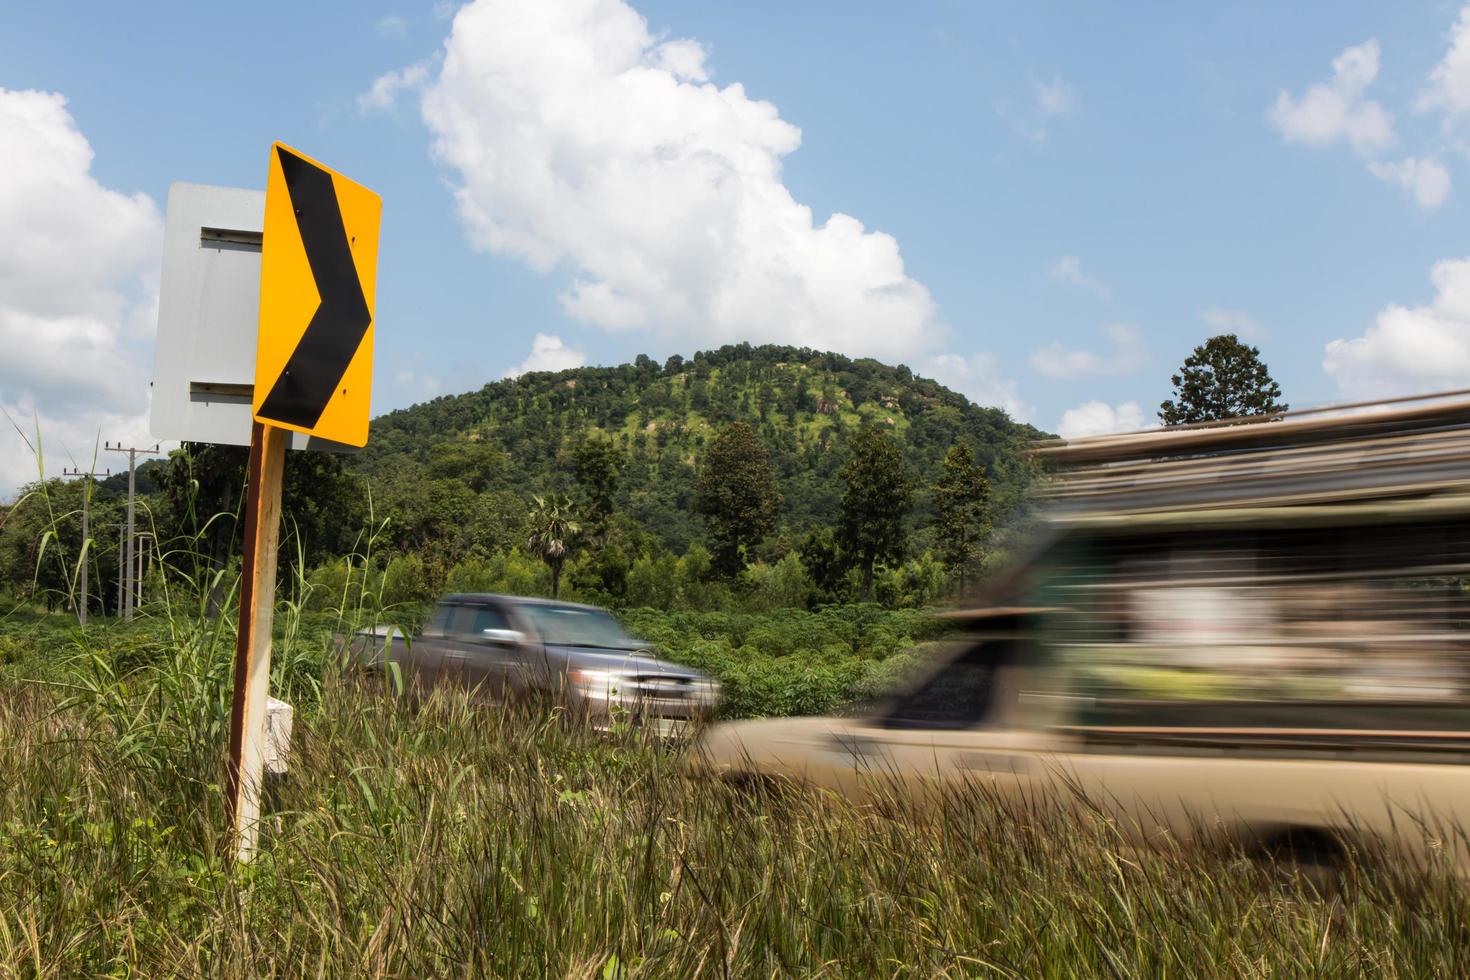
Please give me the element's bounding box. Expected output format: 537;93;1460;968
3;644;1470;977
4;457;1470;975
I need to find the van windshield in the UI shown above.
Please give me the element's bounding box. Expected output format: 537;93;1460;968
520;604;639;649
879;641;1013;729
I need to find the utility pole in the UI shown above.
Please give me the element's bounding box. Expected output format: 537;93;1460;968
135;531;157;608
106;523;125;615
61;466;108;627
106;441;159;622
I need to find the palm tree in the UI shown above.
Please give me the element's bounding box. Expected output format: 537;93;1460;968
526;494;580;599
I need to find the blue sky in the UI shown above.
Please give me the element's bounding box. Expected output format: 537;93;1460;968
4;1;1470;491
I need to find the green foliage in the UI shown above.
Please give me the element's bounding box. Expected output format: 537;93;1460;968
381;554;435;610
932;442;991;590
4;345;1043;616
161;442;369;573
694;421;782;577
447;551;550;597
424;439;505;492
738;553;813;613
620;604;943;716
570;437;624;542
875;552;950;609
1159;333;1288;425
621;544;729;613
625;552;680;610
357;344;1042;555
799;526;851;605
837;426;914;600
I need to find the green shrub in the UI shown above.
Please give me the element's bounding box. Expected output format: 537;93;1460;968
738;552;812;612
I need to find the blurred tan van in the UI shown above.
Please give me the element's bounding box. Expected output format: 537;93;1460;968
691;395;1470;873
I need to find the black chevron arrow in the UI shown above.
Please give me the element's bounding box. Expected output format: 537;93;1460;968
257;146;371;430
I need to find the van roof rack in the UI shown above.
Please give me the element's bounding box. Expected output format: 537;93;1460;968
1035;388;1470;466
1034;389;1470;517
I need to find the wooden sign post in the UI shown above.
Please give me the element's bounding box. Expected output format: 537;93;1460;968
223;420;288;861
223;143;380;863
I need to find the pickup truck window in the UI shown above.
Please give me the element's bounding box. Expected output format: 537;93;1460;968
520;605;637;648
424;604;454;637
450;605;512;638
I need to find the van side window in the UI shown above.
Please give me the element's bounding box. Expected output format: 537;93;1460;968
880;641;1013;730
1032;521;1470;730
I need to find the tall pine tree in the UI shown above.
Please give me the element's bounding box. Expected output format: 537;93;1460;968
694;422;782;577
932;443;990;591
837;426;913;601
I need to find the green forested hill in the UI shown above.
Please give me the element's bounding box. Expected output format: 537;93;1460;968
356;344;1043;554
0;344;1043;617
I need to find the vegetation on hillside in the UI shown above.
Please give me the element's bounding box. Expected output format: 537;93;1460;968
1;344;1039;618
358;343;1041;553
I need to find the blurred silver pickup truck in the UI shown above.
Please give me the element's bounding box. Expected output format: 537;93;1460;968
345;593;720;730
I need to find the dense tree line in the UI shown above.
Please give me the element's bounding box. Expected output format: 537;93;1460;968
358;343;1041;552
0;344;1037;618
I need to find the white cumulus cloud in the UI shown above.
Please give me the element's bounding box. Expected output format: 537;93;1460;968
1368;155;1452;209
0;87;161;497
504;333;587;378
1323;257;1470;399
1418;5;1470;118
359;59;433;113
1035;74;1075;118
1029;322;1146;379
1057;401;1146;439
1269;40;1453;210
1048;255;1110;299
1268;40;1395;155
412;0;941;362
923;352;1031;422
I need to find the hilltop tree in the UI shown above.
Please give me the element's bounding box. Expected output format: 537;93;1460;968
933;443;990;591
1158;334;1287;425
838;426;914;601
526;494;579;599
570;438;624;544
694;422;782;577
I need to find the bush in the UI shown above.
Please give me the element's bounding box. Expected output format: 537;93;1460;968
738;553;812;612
381;554;435;608
619;605;948;718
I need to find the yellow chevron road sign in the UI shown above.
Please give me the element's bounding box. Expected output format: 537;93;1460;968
252;142;381;447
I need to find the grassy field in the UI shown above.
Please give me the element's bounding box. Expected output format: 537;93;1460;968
3;609;1470;977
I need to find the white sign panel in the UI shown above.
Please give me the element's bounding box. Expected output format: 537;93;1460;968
149;182;351;451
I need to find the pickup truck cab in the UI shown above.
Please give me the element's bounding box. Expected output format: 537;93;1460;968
352;594;720;729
